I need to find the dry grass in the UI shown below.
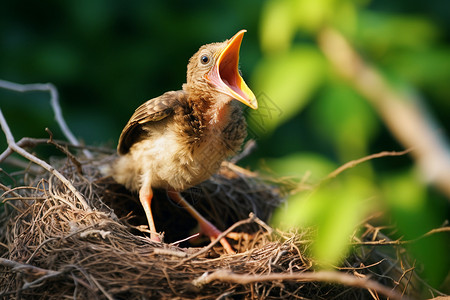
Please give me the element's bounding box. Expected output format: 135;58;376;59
0;144;439;299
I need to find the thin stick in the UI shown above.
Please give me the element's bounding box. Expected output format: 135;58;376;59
0;257;59;275
325;149;413;181
0;258;62;291
0;137;113;163
170;233;200;247
89;275;115;300
175;213;257;266
0;257;64;295
230;139;257;164
46;128;83;174
192;269;407;300
0;79;93;159
0;108;91;211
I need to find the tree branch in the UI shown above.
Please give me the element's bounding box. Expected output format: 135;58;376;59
318;28;450;200
0;108;91;211
325;149;413;181
192;269;407;300
0;79;93;159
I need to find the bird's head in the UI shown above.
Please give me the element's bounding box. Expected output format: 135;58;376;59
185;30;258;110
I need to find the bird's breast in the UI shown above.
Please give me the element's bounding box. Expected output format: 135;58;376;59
111;104;246;192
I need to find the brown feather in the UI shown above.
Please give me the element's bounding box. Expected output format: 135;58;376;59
117;91;186;155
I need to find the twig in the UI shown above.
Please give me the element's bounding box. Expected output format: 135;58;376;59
0;108;91;211
0;183;24;201
252;213;274;234
89;275;115;300
46;128;83;174
325;149;413;181
221;161;258;178
0;258;59;276
0;137;113;163
1;156;44;174
170;232;200;247
0;137;48;163
175;213;258;266
162;267;179;296
0;79;93;159
421;226;450;236
318;28;450;200
230;139;257;164
0;258;63;291
192;269;407;300
153;248;189;258
352;226;450;246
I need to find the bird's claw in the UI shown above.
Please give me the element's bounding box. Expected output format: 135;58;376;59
199;220;236;254
225;232;252;241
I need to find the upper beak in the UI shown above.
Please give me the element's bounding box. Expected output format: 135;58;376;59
205;30;258;109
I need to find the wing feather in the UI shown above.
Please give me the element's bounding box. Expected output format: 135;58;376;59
117;90;186;154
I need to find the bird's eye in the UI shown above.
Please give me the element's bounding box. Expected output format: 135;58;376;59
200;55;210;64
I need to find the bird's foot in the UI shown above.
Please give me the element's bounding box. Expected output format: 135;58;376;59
225;232;252;241
199;219;235;254
150;233;161;243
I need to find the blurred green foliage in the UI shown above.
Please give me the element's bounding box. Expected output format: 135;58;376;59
255;0;450;291
1;0;449;293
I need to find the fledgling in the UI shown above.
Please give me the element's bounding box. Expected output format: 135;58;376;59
109;30;258;253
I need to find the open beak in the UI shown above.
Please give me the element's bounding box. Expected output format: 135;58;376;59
205;30;258;109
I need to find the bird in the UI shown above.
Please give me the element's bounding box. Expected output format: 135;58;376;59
109;30;258;254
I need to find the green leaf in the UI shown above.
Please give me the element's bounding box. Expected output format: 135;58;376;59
293;0;332;33
260;0;359;53
312;177;374;266
250;46;325;135
293;0;358;34
265;152;337;183
382;170;430;238
357;11;440;56
310;82;379;161
382;170;450;286
260;0;297;54
272;176;375;267
386;47;450;101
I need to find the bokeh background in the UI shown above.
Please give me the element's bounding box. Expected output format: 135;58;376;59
1;0;449;294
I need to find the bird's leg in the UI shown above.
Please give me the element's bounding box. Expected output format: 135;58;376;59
139;182;160;242
167;191;235;254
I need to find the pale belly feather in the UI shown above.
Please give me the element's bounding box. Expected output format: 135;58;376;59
111;122;235;192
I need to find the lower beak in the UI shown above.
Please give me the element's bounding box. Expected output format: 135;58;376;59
206;30;258;110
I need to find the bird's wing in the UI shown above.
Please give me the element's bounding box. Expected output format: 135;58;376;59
117;90;187;154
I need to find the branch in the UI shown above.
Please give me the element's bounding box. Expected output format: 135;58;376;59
0;108;91;211
357;225;450;245
46;128;83;174
325;149;413;181
175;213;258;266
0;79;93;159
192;270;407;300
0;137;113;164
318;28;450;200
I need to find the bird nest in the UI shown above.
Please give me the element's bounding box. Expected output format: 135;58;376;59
0;141;435;300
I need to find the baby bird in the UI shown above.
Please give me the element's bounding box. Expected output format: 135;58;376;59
109;30;258;253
